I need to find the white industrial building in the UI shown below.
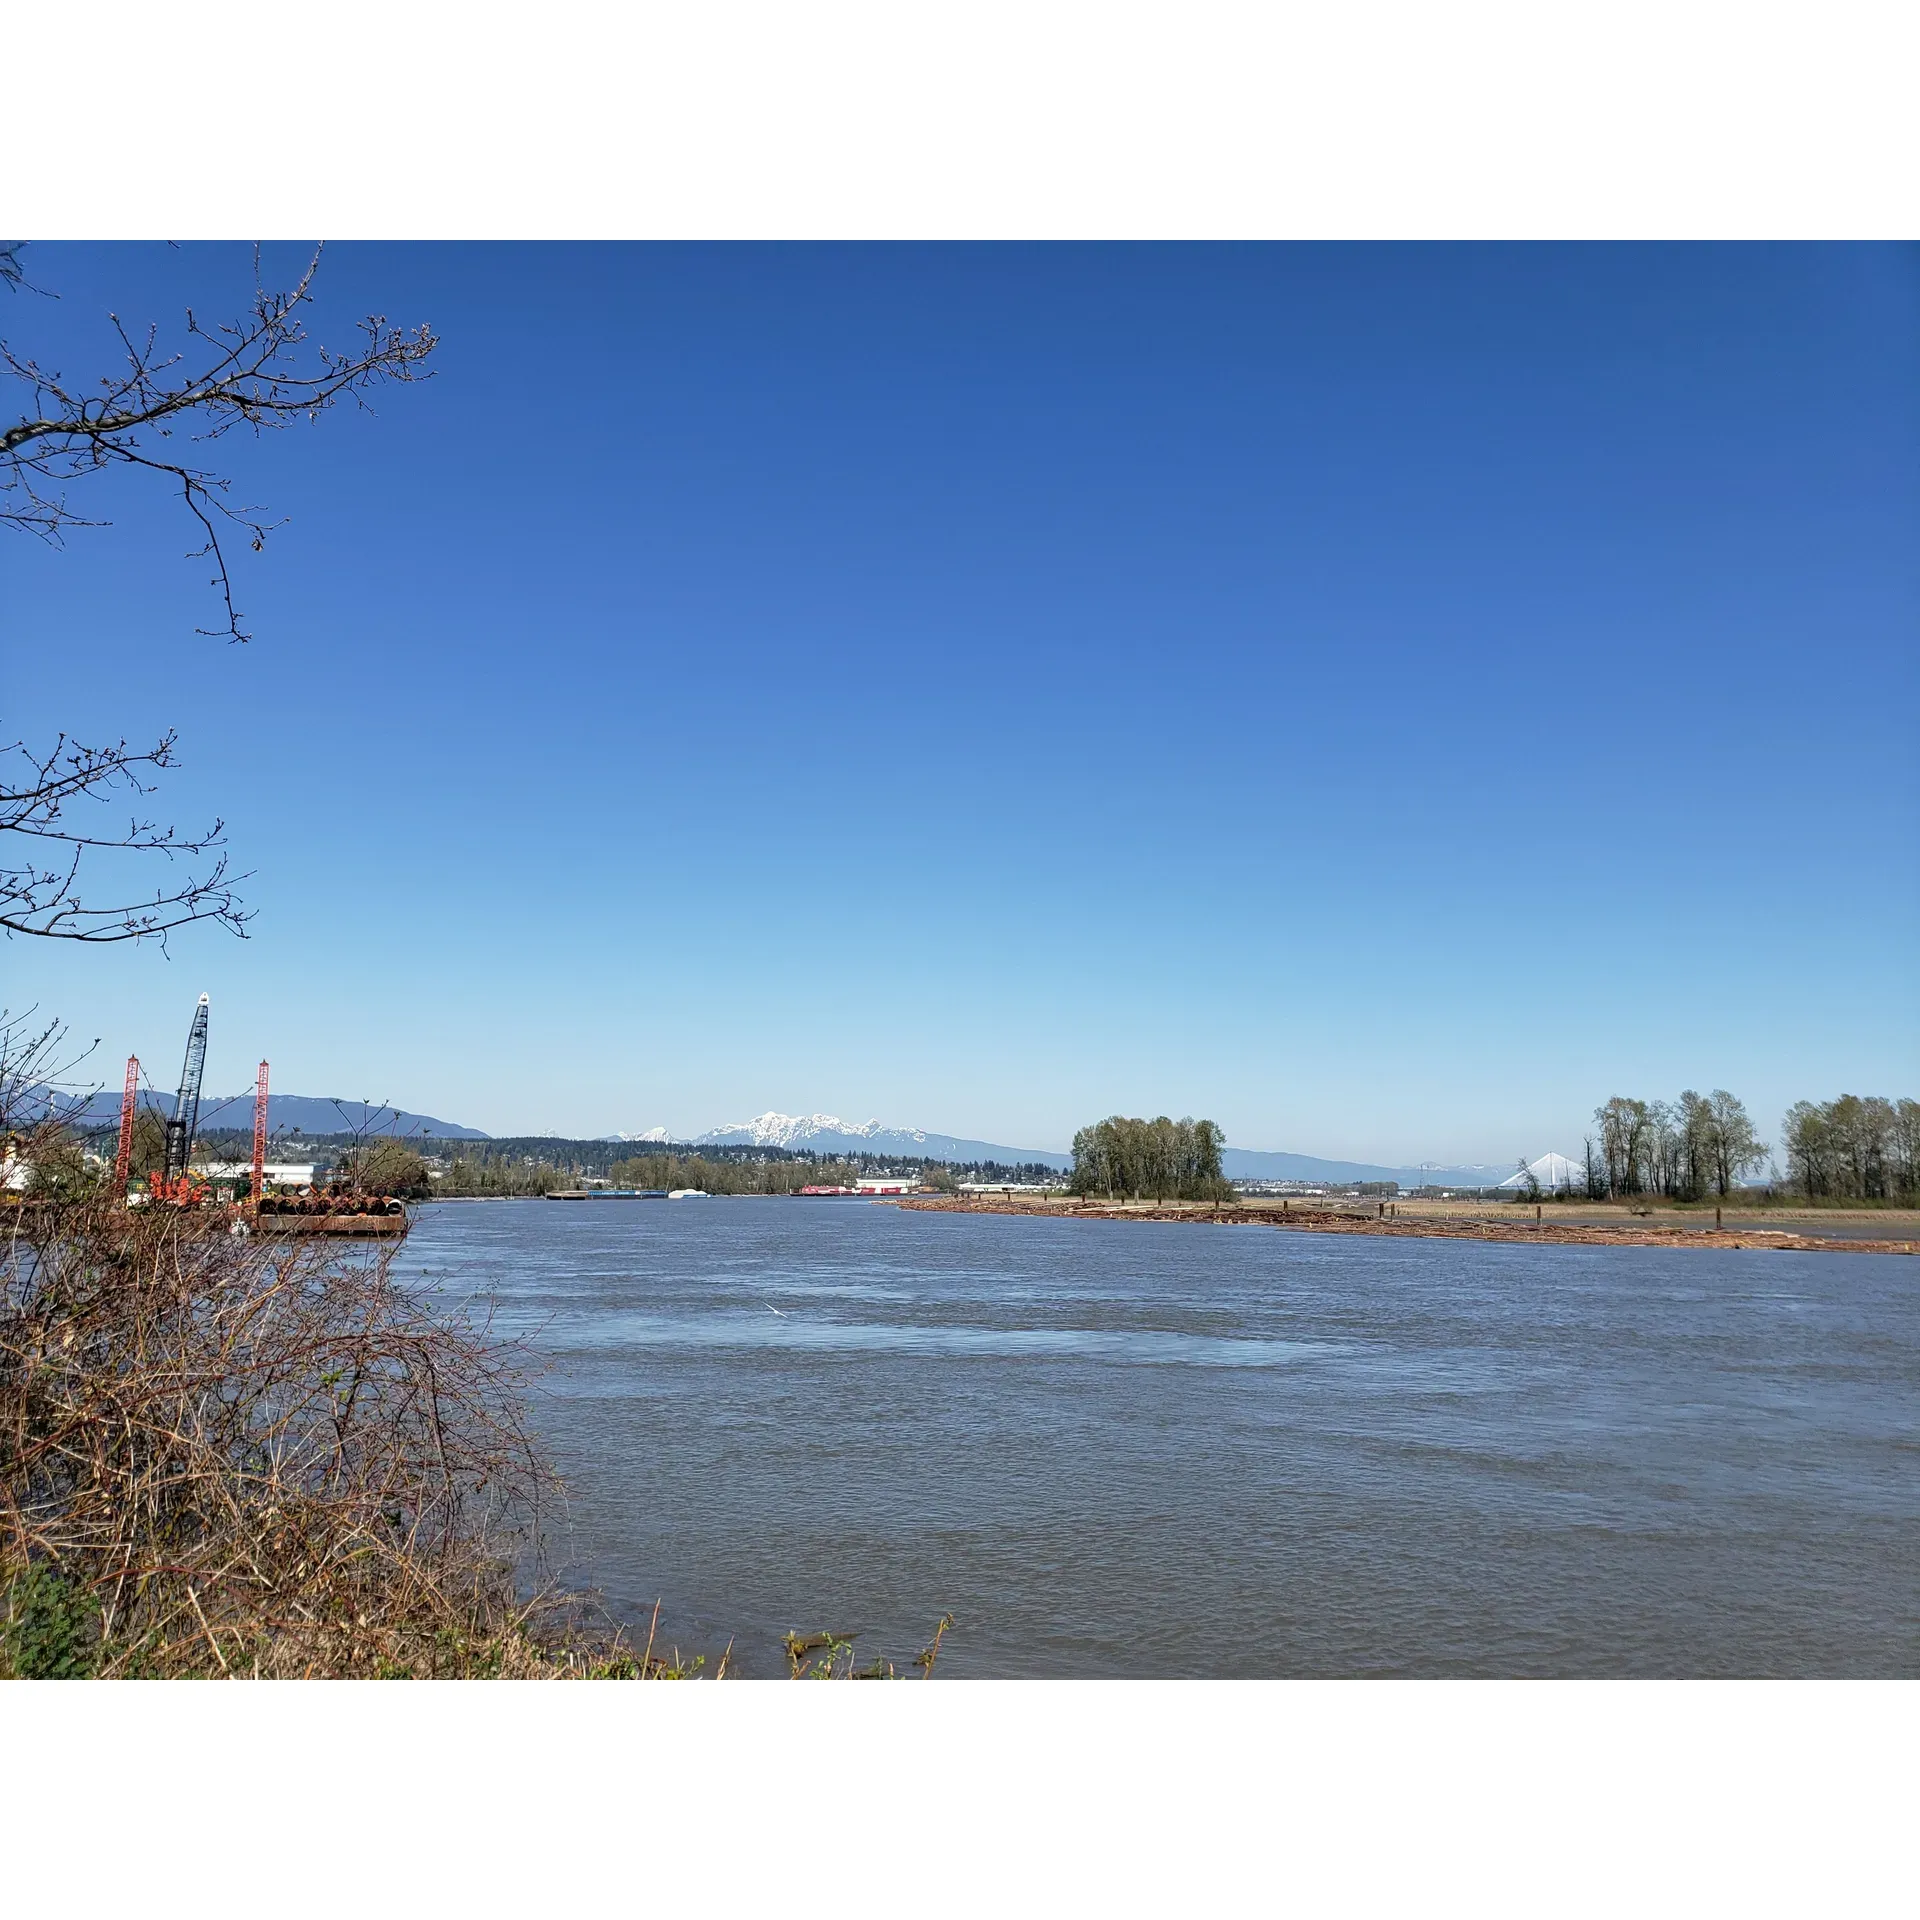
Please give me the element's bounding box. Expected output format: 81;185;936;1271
199;1162;317;1190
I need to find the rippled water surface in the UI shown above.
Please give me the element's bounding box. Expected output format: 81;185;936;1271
396;1200;1919;1677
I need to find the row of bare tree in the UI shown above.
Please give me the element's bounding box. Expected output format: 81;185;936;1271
1590;1090;1919;1202
1780;1096;1920;1203
1588;1092;1765;1201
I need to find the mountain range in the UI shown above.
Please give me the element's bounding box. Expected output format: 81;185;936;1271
616;1111;1515;1187
50;1091;488;1140
43;1088;1518;1183
686;1112;1074;1168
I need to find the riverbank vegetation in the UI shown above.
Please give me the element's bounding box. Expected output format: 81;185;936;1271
0;1024;703;1679
607;1152;875;1193
1070;1116;1230;1202
0;1177;962;1679
333;1138;432;1198
424;1148;881;1196
1780;1095;1920;1204
1587;1092;1766;1201
0;1191;574;1677
2;1027;960;1678
428;1143;1050;1197
1588;1090;1918;1204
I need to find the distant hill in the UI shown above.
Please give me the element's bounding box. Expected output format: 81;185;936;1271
43;1085;1513;1180
53;1091;489;1140
1220;1147;1513;1187
667;1111;1511;1186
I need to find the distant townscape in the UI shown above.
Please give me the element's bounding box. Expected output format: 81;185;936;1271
44;1092;1919;1208
50;1095;1513;1185
609;1111;1519;1189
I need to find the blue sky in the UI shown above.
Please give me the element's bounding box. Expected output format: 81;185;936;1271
6;243;1915;1160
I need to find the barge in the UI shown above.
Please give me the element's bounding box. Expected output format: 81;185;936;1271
254;1210;410;1237
254;1193;410;1237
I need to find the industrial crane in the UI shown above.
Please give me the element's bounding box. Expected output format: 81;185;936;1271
252;1059;270;1204
160;994;210;1189
113;1054;140;1194
117;996;275;1213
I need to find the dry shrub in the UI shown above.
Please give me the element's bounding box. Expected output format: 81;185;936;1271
1;1000;953;1680
0;1196;585;1678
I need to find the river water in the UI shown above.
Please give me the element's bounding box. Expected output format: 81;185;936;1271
396;1199;1918;1677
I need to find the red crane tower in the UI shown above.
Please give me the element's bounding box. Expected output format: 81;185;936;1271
113;1056;140;1197
251;1060;270;1205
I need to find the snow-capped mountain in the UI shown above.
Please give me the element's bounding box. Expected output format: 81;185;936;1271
692;1112;1067;1167
598;1108;1521;1185
697;1112;892;1149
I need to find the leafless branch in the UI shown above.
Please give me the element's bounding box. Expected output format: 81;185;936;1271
1;244;434;946
0;731;250;943
1;1202;561;1677
0;1009;102;1140
2;243;437;643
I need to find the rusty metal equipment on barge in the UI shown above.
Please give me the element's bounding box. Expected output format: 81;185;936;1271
119;994;409;1238
254;1190;410;1237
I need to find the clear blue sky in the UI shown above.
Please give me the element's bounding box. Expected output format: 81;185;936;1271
7;243;1915;1161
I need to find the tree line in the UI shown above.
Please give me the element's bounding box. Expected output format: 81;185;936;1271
412;1140;838;1197
1588;1092;1765;1200
438;1149;1050;1197
1780;1095;1920;1202
433;1153;577;1197
1069;1116;1229;1202
607;1153;876;1195
601;1153;1059;1194
1590;1090;1919;1203
51;1118;1064;1200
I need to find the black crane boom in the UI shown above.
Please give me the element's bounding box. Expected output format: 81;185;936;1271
163;993;210;1182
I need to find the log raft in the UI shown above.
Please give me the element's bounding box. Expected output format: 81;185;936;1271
892;1196;1917;1255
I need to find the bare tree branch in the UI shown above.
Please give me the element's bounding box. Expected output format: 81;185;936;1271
0;1008;102;1138
1;243;436;944
0;730;251;943
3;243;436;642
